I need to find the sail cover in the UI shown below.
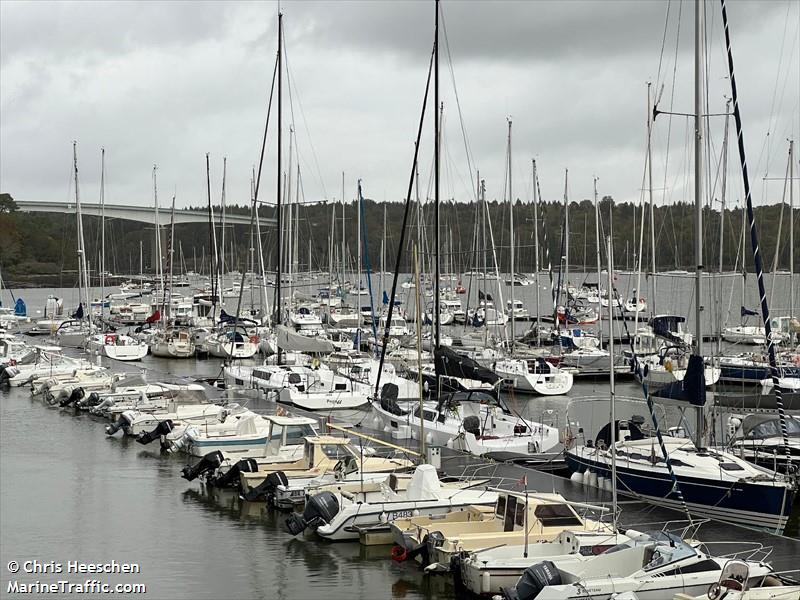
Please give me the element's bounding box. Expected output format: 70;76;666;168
434;346;500;385
275;325;334;354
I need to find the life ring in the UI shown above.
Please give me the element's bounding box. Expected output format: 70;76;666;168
104;335;115;345
249;335;259;344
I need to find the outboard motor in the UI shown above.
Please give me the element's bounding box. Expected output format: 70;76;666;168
89;398;114;416
105;414;128;436
181;451;224;481
0;366;17;384
241;470;287;501
500;561;561;600
77;391;100;410
208;458;260;489
462;415;481;438
59;387;85;408
135;420;174;445
393;531;445;567
285;491;339;536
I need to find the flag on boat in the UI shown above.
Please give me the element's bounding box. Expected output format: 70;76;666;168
72;303;84;320
382;291;389;305
145;310;160;323
740;306;758;317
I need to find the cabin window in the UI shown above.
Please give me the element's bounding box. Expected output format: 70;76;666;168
254;370;271;381
503;496;517;532
515;501;526;527
288;373;302;384
334;383;347;391
495;496;506;518
285;425;314;443
533;504;582;527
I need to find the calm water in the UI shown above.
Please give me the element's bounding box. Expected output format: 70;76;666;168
1;279;797;599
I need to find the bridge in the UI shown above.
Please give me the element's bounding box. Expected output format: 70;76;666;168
15;200;274;227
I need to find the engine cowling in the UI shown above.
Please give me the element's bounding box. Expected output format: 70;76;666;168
181;450;224;481
209;458;260;489
500;560;561;600
285;491;339;536
135;420;174;445
59;387;85;408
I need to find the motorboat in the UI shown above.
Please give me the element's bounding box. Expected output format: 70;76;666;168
506;299;530;320
497;530;777;600
170;413;317;458
284;464;497;542
236;435;413;501
0;346;92;387
53;318;98;348
455;529;632;597
493;357;574;395
723;325;768;345
86;332;148;361
390;490;613;573
673;559;800;600
726;414;800;471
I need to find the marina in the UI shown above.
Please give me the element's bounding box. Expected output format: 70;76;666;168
2;0;799;599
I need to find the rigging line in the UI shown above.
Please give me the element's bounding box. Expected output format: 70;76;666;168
372;44;435;402
439;6;478;201
281;32;329;201
657;0;683;213
655;0;673;87
720;0;791;466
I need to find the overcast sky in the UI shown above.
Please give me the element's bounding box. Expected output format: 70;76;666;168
1;0;798;211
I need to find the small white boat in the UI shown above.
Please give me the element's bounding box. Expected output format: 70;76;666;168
493;357;574;395
149;327;195;358
205;326;259;359
285;464;497;542
722;325;767;345
87;333;148;361
277;368;370;410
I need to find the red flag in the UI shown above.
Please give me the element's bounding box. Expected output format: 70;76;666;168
146;310;161;324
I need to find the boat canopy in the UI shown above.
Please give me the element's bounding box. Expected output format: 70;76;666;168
434;346;500;385
275;325;334;354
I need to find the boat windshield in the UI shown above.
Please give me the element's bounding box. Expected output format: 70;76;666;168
748;418;800;439
605;531;695;571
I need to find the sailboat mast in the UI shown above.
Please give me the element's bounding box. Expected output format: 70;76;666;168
533;160;541;345
693;0;704;448
153;165;163;317
507;118;515;353
647;83;657;314
607;235;617;533
73;142;89;326
433;0;440;351
789;140;795;323
205;154;216;315
594;177;602;346
100;147;106;318
276;11;283;365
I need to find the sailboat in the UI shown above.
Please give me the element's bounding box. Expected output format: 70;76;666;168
565;0;796;533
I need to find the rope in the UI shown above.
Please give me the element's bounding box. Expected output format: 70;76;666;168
720;0;791;466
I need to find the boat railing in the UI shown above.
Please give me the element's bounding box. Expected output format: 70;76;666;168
699;540;773;562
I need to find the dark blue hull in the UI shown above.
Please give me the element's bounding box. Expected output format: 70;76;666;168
565;451;794;532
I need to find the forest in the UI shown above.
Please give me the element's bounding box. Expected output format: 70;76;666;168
0;191;796;288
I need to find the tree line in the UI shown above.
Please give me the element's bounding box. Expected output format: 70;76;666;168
0;191;796;288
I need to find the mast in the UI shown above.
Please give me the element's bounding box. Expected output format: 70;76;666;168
533;160;541;345
99;147;106;319
594;177;602;347
433;0;440;351
276;11;283;365
790;140;795;326
153;165;163;318
693;0;704;449
507;118;515;353
205;154;216;316
167;194;176;321
563;169;569;324
607;235;617;533
647;82;657;314
720;0;791;465
718;99;731;353
72;142;90;327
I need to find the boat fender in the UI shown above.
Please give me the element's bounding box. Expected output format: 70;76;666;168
643;364;649;378
242;470;289;501
59;386;85;408
105;414;128;436
285;490;339;536
499;560;561;600
135;420;174;445
181;450;225;482
570;471;584;484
